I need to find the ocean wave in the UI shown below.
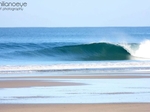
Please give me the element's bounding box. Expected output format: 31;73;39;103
53;42;131;60
0;42;130;61
0;41;150;61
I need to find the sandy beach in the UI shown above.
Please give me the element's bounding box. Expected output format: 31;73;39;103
1;104;150;112
1;74;150;88
0;79;83;88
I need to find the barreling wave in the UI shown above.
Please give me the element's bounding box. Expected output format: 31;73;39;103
1;40;150;61
52;43;131;60
0;42;132;61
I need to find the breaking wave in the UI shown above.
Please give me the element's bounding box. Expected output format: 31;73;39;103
0;40;150;61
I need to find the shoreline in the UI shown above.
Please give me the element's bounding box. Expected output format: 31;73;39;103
11;75;150;79
1;75;150;88
0;80;84;88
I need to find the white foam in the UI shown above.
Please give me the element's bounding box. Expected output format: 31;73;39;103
121;40;150;59
134;40;150;59
0;61;150;73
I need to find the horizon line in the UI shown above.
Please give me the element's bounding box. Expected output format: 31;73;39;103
0;26;150;28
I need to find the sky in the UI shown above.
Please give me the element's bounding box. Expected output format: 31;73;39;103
0;0;150;27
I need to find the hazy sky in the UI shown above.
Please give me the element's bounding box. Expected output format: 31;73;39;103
0;0;150;27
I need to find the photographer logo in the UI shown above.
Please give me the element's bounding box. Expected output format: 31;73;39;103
0;1;27;11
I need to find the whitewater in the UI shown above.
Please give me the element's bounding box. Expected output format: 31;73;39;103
121;40;150;59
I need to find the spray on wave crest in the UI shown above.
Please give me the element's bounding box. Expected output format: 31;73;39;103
121;40;150;59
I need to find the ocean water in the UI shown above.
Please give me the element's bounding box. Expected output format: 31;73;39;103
0;27;150;73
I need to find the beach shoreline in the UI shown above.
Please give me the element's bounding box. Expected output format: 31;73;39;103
1;74;150;88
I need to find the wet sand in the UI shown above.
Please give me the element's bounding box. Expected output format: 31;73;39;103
15;75;150;79
1;104;150;112
0;80;83;88
1;75;150;88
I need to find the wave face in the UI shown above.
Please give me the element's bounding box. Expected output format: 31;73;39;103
0;42;131;61
53;43;131;60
